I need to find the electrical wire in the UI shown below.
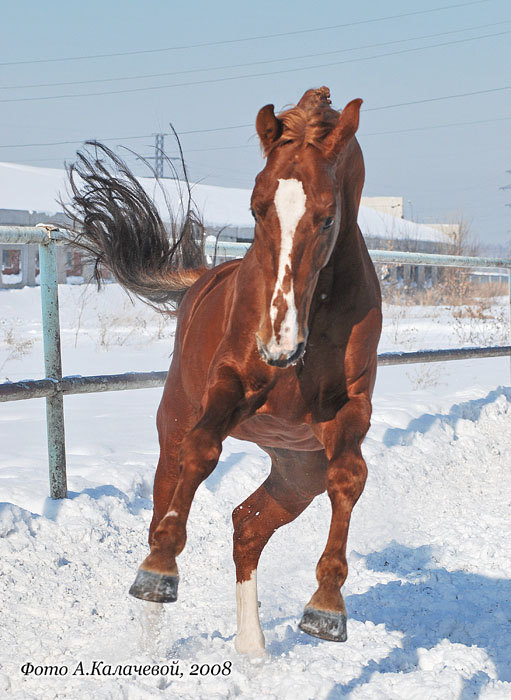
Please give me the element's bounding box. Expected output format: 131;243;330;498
0;0;492;67
0;123;254;150
1;105;511;152
365;85;511;112
362;115;511;135
2;20;507;92
1;28;508;104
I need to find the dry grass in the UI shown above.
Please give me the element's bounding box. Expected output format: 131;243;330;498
381;277;507;307
0;320;35;377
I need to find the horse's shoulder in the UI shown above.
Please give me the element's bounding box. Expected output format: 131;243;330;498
178;259;241;326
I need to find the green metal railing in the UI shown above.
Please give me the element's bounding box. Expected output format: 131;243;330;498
1;227;510;499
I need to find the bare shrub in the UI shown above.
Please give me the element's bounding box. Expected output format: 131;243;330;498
436;218;479;304
406;363;445;390
449;297;507;346
471;280;507;298
74;284;96;348
0;320;35;377
94;303;174;350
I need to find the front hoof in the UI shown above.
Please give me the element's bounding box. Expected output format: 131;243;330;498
298;607;347;642
129;568;179;603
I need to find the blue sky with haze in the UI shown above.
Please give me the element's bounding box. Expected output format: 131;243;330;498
1;0;510;246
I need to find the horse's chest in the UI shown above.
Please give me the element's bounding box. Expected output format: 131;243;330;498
258;368;347;425
229;414;323;451
231;369;347;449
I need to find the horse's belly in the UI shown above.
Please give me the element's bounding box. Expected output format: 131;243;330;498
230;415;323;451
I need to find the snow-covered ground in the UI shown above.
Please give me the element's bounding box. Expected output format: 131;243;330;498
0;284;510;699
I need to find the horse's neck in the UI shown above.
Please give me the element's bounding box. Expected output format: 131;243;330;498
330;186;365;280
318;153;373;303
333;139;364;251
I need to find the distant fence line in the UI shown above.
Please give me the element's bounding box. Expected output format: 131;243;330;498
2;228;509;289
0;226;510;501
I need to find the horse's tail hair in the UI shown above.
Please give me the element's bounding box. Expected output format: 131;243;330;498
62;139;206;309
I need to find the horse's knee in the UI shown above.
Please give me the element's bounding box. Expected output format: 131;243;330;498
326;453;367;503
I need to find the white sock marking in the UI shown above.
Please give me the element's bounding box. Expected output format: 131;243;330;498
235;570;265;656
268;178;307;357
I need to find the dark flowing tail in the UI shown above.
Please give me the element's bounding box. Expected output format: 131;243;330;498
63;140;206;308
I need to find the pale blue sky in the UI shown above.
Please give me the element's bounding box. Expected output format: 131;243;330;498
1;0;510;246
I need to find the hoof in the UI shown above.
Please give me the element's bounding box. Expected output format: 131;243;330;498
298;607;347;642
129;568;179;603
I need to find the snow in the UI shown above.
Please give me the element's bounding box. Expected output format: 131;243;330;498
0;283;510;699
0;272;23;285
0;160;447;242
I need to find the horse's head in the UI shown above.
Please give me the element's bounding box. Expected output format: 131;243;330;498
251;87;363;368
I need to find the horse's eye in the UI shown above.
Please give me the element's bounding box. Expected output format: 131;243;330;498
323;216;334;229
251;208;257;221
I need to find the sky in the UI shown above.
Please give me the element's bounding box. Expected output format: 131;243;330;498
0;0;510;248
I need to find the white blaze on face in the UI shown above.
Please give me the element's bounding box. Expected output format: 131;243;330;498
235;570;265;656
268;178;307;357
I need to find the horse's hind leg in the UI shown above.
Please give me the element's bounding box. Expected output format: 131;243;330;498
232;447;326;656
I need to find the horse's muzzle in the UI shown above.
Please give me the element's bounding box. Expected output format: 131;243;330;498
257;338;306;368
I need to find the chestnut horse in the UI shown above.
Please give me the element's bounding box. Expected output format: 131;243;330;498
67;86;382;656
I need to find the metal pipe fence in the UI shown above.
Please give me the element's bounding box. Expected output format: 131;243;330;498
1;227;511;499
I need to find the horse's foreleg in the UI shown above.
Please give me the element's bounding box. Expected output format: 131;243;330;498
299;397;371;642
149;383;196;544
130;376;195;603
130;371;245;603
233;448;326;655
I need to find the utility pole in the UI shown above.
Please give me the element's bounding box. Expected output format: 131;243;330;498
136;133;180;178
154;133;165;178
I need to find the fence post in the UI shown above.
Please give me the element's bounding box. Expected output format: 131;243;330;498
38;229;67;499
509;268;511;382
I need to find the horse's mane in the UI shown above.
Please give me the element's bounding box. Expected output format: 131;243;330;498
265;86;340;155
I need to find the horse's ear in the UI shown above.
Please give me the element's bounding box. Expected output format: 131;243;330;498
322;98;363;161
256;104;283;155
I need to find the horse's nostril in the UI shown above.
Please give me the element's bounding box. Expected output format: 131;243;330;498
287;342;305;365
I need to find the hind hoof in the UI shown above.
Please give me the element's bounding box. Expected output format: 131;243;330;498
298;607;347;642
129;569;179;603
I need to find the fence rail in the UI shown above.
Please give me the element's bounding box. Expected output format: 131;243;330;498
1;226;511;500
0;371;169;402
210;240;511;270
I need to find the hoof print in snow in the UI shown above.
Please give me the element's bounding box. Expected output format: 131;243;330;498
298;607;347;642
129;569;179;603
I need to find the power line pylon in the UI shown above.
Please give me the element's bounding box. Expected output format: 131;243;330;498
154;133;165;178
